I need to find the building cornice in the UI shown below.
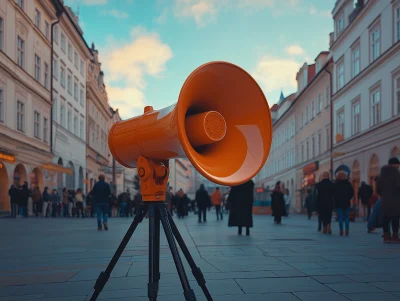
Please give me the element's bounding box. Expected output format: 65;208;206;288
59;14;91;59
87;82;112;118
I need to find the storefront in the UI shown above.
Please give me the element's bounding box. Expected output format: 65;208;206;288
299;161;319;211
253;186;271;215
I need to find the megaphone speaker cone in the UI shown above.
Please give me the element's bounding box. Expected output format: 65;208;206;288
108;61;272;186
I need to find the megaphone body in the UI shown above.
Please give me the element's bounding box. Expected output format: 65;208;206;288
109;62;272;187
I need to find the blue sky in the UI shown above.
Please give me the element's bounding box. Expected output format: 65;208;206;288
64;0;336;119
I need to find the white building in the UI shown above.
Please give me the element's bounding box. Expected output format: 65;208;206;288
331;0;400;199
51;6;91;191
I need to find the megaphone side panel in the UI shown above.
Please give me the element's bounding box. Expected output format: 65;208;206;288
176;61;273;186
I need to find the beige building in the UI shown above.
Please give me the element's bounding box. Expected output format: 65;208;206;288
85;43;113;193
331;0;400;207
294;53;333;211
0;0;63;214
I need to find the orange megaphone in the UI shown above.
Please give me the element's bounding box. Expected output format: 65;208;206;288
108;61;272;186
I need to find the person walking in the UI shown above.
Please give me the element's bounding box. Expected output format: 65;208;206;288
8;185;19;218
176;189;189;219
62;188;70;217
211;187;223;221
20;182;30;217
358;181;373;221
50;189;59;217
75;188;85;218
377;157;400;243
31;187;41;217
228;180;254;235
304;189;313;220
284;189;291;217
334;171;354;236
271;182;285;225
195;185;210;223
42;187;51;217
315;172;335;234
92;175;112;231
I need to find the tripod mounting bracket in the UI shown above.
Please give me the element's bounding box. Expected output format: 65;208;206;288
137;155;170;202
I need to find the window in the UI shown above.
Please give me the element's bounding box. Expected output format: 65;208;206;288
34;111;40;138
337;61;344;90
67;75;72;94
325;86;330;107
337;109;345;136
311;100;315;119
396;77;400;115
17;36;25;68
74;51;78;68
306;106;309;124
317;94;322;114
80;89;84;106
60;67;65;87
336;13;344;35
306;141;309;161
53;58;58;80
371;87;381;126
80;120;84;139
34;54;41;82
44;63;49;88
43;117;48;142
0;89;3;123
318;131;322;155
0;18;4;51
61;33;66;53
17;101;24;131
60;104;65;127
371;24;381;62
80;59;84;75
74;82;78;100
325;126;330;151
396;7;400;43
352;44;360;78
67;110;72;131
301;112;304;128
34;9;41;28
352;100;361;135
68;42;72;61
74;116;78;135
17;0;24;10
45;21;50;40
53;25;58;44
291;120;295;137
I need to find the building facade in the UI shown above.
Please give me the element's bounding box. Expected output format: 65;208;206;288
0;0;63;213
51;6;91;192
331;0;400;206
85;43;113;193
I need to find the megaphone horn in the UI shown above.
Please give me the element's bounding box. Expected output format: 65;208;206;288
108;61;273;188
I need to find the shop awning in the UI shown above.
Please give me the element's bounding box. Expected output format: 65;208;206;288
41;163;73;175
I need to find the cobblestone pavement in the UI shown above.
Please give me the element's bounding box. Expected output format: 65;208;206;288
0;211;400;301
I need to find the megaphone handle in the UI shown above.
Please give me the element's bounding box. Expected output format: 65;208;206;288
167;210;214;301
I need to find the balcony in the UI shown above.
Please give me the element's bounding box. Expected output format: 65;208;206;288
348;0;365;24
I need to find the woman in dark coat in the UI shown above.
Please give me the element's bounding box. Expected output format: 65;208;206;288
271;182;285;224
228;180;254;235
195;184;210;223
334;172;354;236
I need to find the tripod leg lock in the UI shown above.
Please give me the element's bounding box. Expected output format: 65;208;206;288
193;268;206;286
94;271;110;292
148;282;159;298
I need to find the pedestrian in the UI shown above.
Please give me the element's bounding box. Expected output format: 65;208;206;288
228;180;254;235
176;189;189;219
31;186;41;217
304;189;313;220
8;184;19;218
92;174;112;231
271;181;285;225
334;171;354;236
195;185;209;222
166;186;174;216
284;189;291;217
377;157;400;243
75;188;85;218
368;197;382;234
21;182;30;217
62;188;70;217
315;172;335;234
358;181;373;220
42;187;51;217
50;189;59;217
211;187;223;221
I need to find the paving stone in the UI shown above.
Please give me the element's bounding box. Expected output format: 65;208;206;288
369;282;400;292
327;282;383;293
343;292;400;301
294;291;349;301
311;275;355;284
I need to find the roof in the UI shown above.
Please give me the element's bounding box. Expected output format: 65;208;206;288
315;51;330;61
270;104;278;111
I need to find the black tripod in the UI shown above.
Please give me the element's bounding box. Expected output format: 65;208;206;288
90;202;213;301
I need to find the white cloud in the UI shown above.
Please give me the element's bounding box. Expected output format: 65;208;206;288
100;9;129;19
67;0;107;5
101;27;173;119
309;5;317;15
155;8;169;24
285;44;305;56
252;56;301;98
309;5;332;17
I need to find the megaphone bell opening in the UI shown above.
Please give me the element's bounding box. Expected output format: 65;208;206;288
185;110;227;149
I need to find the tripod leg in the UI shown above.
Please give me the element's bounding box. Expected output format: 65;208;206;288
167;211;213;301
89;205;148;301
155;205;161;282
158;204;197;301
148;204;160;301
